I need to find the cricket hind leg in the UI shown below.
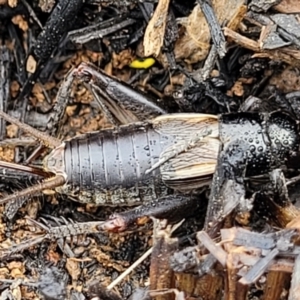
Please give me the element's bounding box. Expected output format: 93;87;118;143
73;62;167;124
47;67;77;138
0;109;63;219
0;110;61;149
2;175;66;220
48;62;168;135
100;194;203;233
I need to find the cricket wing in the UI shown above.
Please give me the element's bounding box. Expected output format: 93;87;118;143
152;113;220;138
160;137;220;192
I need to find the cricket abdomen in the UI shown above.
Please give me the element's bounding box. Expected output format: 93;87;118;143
62;122;175;205
45;113;220;205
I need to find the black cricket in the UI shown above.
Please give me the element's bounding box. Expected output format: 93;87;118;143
0;63;299;233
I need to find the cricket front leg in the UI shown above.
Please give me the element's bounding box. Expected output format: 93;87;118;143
204;140;249;239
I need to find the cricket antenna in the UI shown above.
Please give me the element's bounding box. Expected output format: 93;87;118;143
0;110;61;149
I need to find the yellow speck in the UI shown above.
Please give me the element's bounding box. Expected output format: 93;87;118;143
129;57;155;69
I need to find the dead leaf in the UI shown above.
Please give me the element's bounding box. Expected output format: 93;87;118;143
66;258;81;281
6;124;18;138
10;80;20;98
174;0;245;64
26;55;37;73
11;15;28;31
8;0;17;7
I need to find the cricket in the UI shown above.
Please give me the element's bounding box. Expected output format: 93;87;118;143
0;63;299;234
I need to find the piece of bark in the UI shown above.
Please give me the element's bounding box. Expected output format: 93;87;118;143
239;248;279;285
224;27;300;67
175;272;223;300
143;0;171;57
150;219;179;300
268;259;295;273
196;0;226;58
34;0;84;62
233;227;275;250
249;0;281;12
288;254;300;300
263;271;291;300
274;0;300;13
270;14;300;40
0;46;11;140
225;251;247;300
260;24;291;50
174;0;244;64
197;231;227;266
